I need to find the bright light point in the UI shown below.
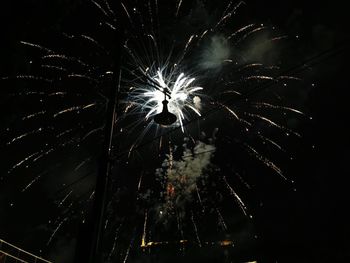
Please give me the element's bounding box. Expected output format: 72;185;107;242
136;69;203;131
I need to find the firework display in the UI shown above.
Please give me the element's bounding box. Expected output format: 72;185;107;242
0;0;311;262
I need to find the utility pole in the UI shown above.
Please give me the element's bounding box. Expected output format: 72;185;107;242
75;2;122;262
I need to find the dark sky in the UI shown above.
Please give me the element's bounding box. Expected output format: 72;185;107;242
0;0;349;262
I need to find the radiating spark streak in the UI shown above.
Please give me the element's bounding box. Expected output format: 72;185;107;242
32;148;54;163
236;26;267;44
177;35;196;64
147;0;154;29
7;128;43;145
191;211;202;247
223;176;248;215
214;1;245;29
53;103;97;118
217;103;239;120
107;221;123;261
8;151;41;173
187;105;201;116
22;111;46;120
270;36;288;42
198;30;209;43
41;54;89;68
216;208;228;231
228;24;256;39
221;90;242;96
245;75;274;81
258;134;285;152
19;41;54;53
252;102;305;115
123;230;135;263
188;87;203;93
48;92;67;97
175;0;183;17
244;143;287;180
121;2;133;23
2;75;53;83
56;129;74;138
41;64;68;72
81;126;104;141
74;158;91;171
235;172;252;189
277;76;301;81
22;171;47;192
101;0;115;17
47;217;68;245
67;74;99;83
196;186;204;211
238;63;263;70
58;191;73;208
141;211;148;248
246;113;301;137
89;190;95;200
90;0;111;19
137;173;143;192
103;21;117;31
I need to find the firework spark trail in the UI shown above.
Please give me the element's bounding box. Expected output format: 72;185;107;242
21;171;47;192
269;36;289;42
41;54;90;68
245;112;301;137
191;211;202;247
244;75;274;81
214;1;245;29
216;208;228;231
228;24;256;39
74;158;92;172
56;129;74;138
196;185;205;212
175;0;183;17
41;64;68;72
89;0;113;20
66;74;99;83
176;211;185;246
216;103;240;120
222;176;248;216
58;190;73;208
32;148;55;163
235;172;251;190
53;103;97;118
19;41;54;54
62;33;110;54
47;217;68;245
252;102;305;115
236;26;268;44
107;221;124;261
258;134;286;152
244;143;287;180
141;211;148;248
8;151;41;173
7;128;43;145
122;230;136;263
2;75;53;83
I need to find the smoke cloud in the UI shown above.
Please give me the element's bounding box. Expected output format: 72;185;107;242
199;35;231;70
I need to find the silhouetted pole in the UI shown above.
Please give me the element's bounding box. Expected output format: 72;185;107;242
87;8;122;262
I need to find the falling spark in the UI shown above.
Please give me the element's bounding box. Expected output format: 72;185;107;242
244;143;287;180
191;211;202;247
223;176;248;216
47;217;68;245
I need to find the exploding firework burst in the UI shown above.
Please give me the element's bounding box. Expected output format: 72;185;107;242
0;0;309;261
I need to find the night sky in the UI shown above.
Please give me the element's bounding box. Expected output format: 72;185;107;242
0;0;349;262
